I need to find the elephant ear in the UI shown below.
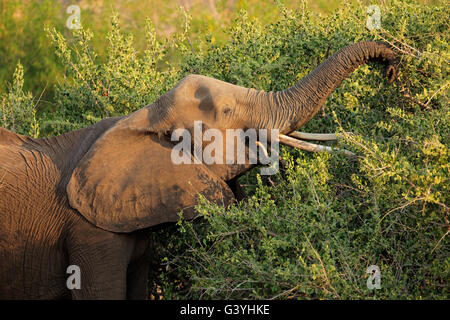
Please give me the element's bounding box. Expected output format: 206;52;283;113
67;108;234;233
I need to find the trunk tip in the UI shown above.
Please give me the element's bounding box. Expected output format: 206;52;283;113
385;64;397;84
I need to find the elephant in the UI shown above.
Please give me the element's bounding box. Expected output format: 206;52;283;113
0;41;398;299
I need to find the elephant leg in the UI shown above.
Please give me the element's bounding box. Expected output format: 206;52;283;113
68;254;128;299
228;176;246;201
127;256;150;299
66;220;135;300
127;232;152;300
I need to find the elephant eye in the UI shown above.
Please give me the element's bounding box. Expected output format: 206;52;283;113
223;107;232;115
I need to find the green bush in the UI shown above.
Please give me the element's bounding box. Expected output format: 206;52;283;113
0;0;328;111
1;0;448;299
0;62;40;138
150;1;449;299
0;0;64;106
42;13;180;135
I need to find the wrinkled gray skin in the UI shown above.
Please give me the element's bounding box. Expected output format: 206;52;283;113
0;42;398;299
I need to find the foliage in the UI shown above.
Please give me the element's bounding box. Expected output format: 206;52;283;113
0;62;39;137
0;0;341;109
1;0;449;299
0;0;63;106
42;13;182;135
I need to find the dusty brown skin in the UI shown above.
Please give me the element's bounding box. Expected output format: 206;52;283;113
0;41;398;299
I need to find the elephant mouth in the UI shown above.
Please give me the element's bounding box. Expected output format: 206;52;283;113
163;121;355;168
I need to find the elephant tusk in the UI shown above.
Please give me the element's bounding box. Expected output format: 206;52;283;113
255;141;270;159
278;134;356;157
288;131;353;141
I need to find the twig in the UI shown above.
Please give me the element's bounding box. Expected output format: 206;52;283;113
303;233;340;298
401;91;430;109
269;284;300;300
378;197;424;225
187;37;196;55
425;82;449;108
431;229;449;254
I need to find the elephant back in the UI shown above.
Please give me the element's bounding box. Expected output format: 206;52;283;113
0;127;31;147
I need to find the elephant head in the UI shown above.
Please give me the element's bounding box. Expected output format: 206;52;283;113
144;41;398;135
67;41;398;233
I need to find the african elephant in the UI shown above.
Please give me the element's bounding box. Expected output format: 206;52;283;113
0;41;398;299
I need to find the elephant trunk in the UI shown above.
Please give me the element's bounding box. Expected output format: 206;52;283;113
242;41;398;134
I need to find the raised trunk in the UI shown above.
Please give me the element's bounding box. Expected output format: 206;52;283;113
244;41;398;134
